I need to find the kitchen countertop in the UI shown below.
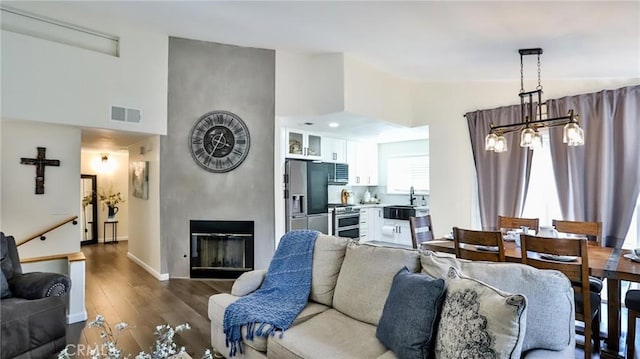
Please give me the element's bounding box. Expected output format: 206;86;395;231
354;204;429;211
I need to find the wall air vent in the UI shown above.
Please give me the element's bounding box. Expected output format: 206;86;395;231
111;105;141;124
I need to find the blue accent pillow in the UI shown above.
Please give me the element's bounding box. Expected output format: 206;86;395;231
1;270;11;298
376;267;446;359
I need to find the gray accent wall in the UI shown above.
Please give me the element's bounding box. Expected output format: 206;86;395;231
162;37;275;277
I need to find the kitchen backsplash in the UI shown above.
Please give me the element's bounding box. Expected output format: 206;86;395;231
328;185;429;207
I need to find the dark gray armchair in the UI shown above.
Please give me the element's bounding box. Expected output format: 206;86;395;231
1;232;71;359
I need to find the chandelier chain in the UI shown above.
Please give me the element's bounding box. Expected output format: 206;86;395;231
520;53;525;94
537;53;542;91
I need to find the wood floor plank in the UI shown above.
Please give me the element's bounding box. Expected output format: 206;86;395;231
67;242;232;357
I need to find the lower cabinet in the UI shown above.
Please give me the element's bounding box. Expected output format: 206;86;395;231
380;219;412;246
359;207;381;243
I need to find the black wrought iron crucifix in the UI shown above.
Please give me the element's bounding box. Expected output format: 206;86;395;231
20;147;60;194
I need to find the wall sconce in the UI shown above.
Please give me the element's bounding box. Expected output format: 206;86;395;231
93;152;115;174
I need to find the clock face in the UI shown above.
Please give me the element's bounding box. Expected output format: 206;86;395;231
189;111;251;173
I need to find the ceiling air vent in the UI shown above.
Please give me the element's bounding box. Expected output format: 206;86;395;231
111;105;141;124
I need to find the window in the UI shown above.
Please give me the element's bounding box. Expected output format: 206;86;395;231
386;155;429;194
522;128;640;248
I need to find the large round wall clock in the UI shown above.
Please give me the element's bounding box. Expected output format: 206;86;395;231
189;110;251;173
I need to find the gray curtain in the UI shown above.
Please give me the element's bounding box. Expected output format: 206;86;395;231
548;85;640;248
467;105;534;230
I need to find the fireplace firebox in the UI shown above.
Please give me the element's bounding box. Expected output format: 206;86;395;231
190;220;254;279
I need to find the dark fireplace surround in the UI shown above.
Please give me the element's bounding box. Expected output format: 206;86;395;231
190;220;254;279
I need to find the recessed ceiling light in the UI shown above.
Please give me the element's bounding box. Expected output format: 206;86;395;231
329;122;339;128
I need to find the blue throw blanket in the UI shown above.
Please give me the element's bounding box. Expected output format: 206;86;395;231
223;230;319;357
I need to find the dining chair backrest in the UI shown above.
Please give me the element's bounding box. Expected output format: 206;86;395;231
452;227;505;262
552;219;602;246
497;215;540;233
519;234;594;358
409;215;434;249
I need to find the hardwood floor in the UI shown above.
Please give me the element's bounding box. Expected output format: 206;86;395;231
67;242;233;358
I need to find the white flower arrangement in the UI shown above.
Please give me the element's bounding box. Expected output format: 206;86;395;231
59;315;213;359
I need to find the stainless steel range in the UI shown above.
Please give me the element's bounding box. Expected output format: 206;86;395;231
330;205;360;239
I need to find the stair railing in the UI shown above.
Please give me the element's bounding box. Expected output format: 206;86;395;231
16;215;78;247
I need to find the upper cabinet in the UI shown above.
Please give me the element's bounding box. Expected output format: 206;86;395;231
322;137;347;163
347;141;378;186
286;129;322;160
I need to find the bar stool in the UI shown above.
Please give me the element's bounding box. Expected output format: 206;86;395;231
626;290;640;358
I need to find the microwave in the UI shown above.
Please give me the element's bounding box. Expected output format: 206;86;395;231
328;163;349;184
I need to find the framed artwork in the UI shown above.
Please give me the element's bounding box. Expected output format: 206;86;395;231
131;161;149;199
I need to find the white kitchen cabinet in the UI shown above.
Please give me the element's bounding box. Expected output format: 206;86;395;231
286;129;322;160
347;141;378;186
380;219;412;246
359;207;381;243
359;208;369;242
321;137;347;163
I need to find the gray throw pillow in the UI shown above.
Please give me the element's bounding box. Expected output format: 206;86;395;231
1;270;11;298
376;267;446;359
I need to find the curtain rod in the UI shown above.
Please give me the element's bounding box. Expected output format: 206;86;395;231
463;100;549;118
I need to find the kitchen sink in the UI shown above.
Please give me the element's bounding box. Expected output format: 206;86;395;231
383;205;417;220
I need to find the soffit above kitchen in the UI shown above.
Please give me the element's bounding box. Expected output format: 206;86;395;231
281;111;429;144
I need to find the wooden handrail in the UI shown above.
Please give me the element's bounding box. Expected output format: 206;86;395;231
17;215;78;247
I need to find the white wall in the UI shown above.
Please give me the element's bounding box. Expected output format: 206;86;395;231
1;120;81;258
275;52;345;117
414;78;640;237
127;136;164;280
80;150;129;242
343;55;415;127
1;2;168;135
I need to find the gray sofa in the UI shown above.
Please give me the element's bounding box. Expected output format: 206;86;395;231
208;234;575;358
1;232;71;359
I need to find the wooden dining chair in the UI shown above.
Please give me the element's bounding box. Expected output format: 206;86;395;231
452;227;505;262
519;234;599;358
625;290;640;358
497;215;540;233
409;215;434;249
552;219;604;347
552;219;602;246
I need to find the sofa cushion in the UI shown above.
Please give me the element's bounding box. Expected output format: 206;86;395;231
267;309;388;359
421;251;573;352
310;235;349;306
1;271;11;298
333;243;420;326
434;268;527;359
376;267;446;359
208;293;329;353
232;270;267;297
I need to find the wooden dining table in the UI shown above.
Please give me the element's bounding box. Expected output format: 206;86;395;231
421;239;640;358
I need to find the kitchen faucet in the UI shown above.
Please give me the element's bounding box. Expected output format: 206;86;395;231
409;186;416;206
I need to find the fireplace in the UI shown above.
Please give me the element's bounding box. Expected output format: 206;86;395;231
190;220;254;279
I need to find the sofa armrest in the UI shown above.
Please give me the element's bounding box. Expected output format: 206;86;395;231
8;272;71;299
231;269;267;296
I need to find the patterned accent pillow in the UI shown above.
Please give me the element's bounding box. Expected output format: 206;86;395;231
435;268;527;359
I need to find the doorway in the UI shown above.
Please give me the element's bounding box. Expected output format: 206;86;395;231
81;174;98;245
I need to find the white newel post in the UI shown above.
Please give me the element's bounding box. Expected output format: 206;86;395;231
67;255;87;324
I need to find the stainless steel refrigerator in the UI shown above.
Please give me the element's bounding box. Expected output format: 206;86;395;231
285;159;329;234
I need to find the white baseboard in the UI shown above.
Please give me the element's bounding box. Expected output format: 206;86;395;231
67;310;87;324
127;252;169;281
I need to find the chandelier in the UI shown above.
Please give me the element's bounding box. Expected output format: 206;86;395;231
485;48;584;153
